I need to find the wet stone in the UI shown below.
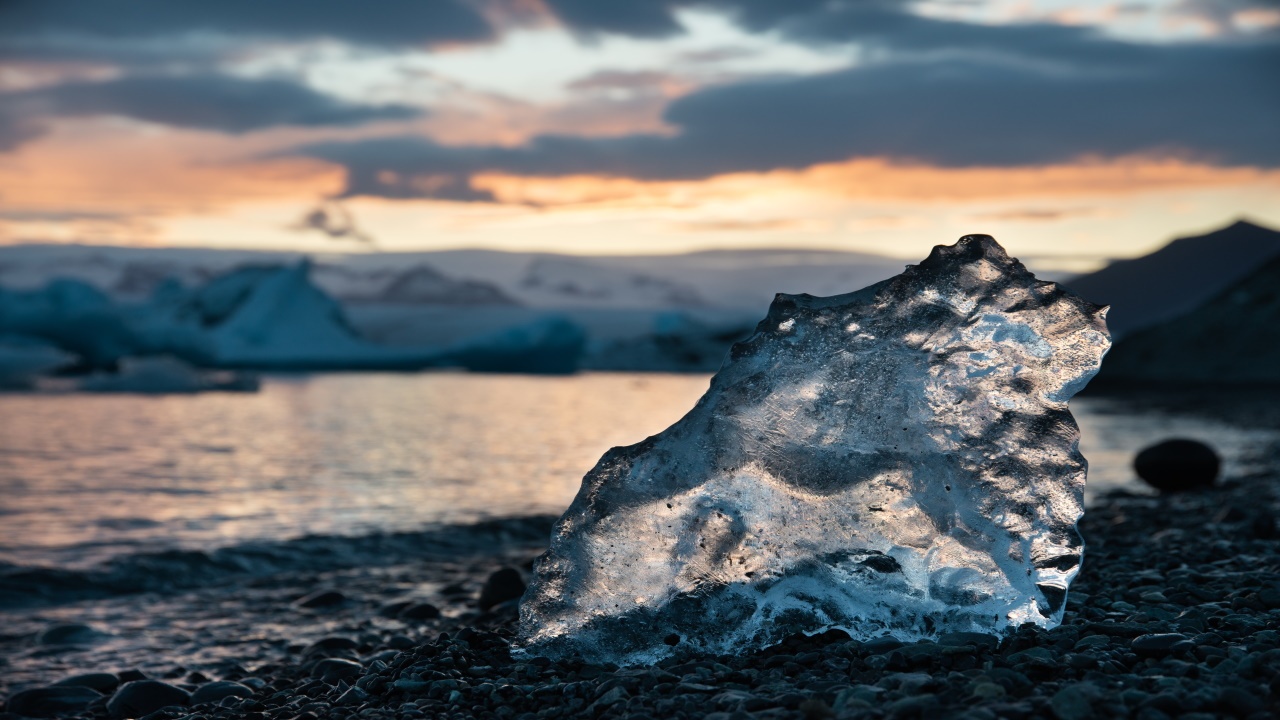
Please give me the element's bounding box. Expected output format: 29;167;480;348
1131;633;1190;655
106;680;191;720
1133;439;1220;493
400;602;442;620
479;568;527;611
190;681;255;705
52;672;120;694
7;685;103;717
302;637;359;659
1050;685;1092;720
312;658;363;684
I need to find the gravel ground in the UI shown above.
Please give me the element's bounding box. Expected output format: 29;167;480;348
4;457;1278;720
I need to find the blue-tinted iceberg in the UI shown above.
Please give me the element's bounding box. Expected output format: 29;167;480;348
1;261;587;376
517;236;1111;663
585;312;753;372
144;262;439;370
435;316;586;374
77;356;259;394
0;281;142;369
0;335;75;389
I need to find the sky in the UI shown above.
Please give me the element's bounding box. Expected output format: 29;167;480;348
0;0;1277;272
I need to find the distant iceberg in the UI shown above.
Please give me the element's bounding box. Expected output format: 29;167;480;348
141;262;443;370
435;316;586;374
0;280;143;369
77;356;259;394
0;261;587;379
0;335;75;389
585;312;752;372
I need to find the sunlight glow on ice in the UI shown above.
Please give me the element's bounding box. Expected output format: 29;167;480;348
517;235;1111;663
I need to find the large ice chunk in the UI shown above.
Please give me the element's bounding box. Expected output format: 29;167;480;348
517;236;1110;663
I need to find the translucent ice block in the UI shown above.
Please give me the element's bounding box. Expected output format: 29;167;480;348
517;235;1111;663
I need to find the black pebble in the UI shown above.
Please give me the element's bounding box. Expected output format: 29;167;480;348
313;658;363;684
1249;510;1277;539
1131;633;1190;655
863;636;904;653
1134;439;1220;492
190;680;254;705
301;636;359;659
664;633;681;646
52;672;120;694
399;602;442;620
106;680;190;720
478;568;526;610
7;686;102;717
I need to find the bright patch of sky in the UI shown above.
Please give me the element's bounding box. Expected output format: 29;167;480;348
233;9;856;109
916;0;1276;40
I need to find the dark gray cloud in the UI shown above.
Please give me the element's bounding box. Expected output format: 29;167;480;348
546;0;1278;53
297;35;1280;201
0;0;494;50
37;75;422;132
540;1;685;38
0;74;422;147
539;0;1134;63
292;201;376;245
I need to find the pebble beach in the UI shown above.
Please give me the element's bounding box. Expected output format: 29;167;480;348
5;439;1279;720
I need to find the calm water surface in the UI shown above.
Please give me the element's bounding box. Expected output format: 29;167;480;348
1;373;1276;568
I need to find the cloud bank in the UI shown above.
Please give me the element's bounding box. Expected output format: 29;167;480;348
298;32;1279;200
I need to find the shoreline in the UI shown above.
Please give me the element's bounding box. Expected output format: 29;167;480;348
4;466;1279;719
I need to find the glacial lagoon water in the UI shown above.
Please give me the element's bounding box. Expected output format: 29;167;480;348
1;372;1277;572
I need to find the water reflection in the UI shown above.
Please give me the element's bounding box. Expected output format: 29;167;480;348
0;373;710;567
1;373;1275;568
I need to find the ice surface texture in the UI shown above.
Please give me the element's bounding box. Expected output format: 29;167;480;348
517;236;1111;663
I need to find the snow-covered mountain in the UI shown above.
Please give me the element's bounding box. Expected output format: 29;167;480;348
340;265;519;306
517;256;708;308
0;243;909;311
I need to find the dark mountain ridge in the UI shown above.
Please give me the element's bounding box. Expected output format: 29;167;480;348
1066;219;1280;337
1096;251;1280;385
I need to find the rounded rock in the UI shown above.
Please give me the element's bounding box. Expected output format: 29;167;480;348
115;670;147;684
190;680;255;705
1133;439;1220;492
106;680;191;720
7;686;102;718
1131;633;1189;655
52;672;120;694
302;636;359;658
478;568;526;611
313;657;363;683
399;602;441;620
1050;686;1091;720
